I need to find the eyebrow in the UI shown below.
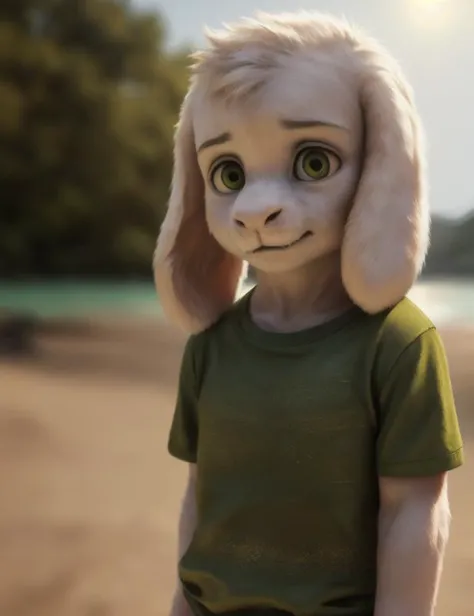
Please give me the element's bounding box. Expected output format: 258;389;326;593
197;120;348;153
280;119;348;131
197;132;231;152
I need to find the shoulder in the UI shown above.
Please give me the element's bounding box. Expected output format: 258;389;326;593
372;301;463;476
364;297;445;386
369;296;438;356
189;291;247;346
375;296;436;349
183;292;247;365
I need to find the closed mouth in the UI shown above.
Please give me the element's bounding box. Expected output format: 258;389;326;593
253;230;313;253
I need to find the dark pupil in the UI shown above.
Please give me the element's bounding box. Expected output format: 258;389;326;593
227;169;240;184
309;156;323;172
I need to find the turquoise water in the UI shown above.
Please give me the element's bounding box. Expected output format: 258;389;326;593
407;279;474;326
0;278;473;325
0;281;163;318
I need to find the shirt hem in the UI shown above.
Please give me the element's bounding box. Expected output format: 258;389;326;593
168;445;197;464
378;447;464;477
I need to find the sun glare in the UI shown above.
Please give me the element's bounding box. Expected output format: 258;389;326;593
406;0;454;31
415;0;449;6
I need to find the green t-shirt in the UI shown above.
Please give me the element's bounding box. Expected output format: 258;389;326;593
168;292;464;616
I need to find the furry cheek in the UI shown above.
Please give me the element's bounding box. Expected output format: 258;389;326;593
293;163;360;231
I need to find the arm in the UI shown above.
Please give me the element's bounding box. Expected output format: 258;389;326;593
373;327;463;614
374;473;451;616
167;336;202;615
170;463;198;616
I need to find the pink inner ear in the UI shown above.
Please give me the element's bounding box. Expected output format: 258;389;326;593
168;203;243;331
154;87;245;333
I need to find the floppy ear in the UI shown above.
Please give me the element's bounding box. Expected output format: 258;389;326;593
153;91;244;333
341;57;430;313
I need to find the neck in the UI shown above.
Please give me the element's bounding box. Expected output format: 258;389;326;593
250;252;353;332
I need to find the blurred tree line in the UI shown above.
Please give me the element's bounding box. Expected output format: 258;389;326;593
423;213;474;277
0;0;189;278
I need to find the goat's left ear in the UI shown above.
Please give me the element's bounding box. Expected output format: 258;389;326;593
341;53;430;313
153;89;244;334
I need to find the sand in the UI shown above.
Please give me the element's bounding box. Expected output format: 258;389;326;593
1;315;473;616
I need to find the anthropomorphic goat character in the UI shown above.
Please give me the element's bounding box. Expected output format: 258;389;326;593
154;11;464;616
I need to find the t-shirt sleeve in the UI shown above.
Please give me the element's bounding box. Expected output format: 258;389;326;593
376;327;464;477
167;335;201;463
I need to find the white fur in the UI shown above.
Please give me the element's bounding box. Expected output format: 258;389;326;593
154;11;430;333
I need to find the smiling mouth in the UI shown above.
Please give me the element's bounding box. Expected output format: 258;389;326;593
252;231;313;253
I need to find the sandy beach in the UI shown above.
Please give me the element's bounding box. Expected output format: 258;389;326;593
1;314;473;616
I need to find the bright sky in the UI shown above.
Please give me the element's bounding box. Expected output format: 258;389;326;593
136;0;473;218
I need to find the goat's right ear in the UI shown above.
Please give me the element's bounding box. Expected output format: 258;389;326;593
153;91;243;333
341;49;430;313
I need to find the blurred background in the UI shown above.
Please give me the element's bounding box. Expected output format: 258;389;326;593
0;0;472;615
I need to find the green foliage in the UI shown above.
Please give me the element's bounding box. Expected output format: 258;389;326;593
0;0;190;277
4;1;470;281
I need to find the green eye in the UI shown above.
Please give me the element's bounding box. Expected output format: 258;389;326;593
293;146;340;181
211;160;245;193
